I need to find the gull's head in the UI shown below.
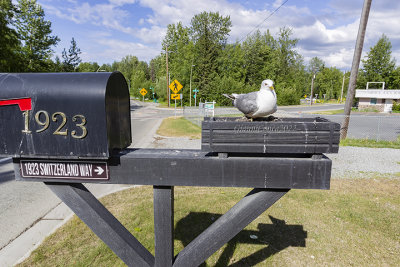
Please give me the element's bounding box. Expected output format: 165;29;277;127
261;79;274;91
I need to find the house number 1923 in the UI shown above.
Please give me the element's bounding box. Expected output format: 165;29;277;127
21;110;87;139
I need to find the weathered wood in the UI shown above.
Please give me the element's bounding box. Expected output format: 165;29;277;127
202;117;340;154
173;188;289;267
15;150;332;189
45;183;155;267
154;186;174;267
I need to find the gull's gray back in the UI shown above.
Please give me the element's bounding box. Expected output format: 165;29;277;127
234;92;258;116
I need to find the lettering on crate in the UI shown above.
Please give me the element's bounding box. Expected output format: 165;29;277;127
234;125;298;134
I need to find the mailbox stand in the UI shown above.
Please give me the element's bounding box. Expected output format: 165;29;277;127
1;73;338;266
42;182;288;267
14;149;332;267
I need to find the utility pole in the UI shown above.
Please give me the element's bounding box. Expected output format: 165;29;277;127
341;0;372;140
340;71;346;103
166;46;170;107
190;63;195;107
310;73;315;106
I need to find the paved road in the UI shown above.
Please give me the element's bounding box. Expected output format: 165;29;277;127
278;103;345;112
295;113;400;141
0;100;175;253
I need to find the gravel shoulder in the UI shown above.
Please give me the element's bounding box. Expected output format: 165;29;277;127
149;136;400;179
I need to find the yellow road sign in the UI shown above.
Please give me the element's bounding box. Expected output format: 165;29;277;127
169;79;183;94
171;93;181;100
140;88;147;96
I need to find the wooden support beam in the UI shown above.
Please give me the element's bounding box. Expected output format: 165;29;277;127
173;188;289;267
45;182;155;267
154;186;174;267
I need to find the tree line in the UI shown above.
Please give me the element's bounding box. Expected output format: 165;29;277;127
2;1;400;105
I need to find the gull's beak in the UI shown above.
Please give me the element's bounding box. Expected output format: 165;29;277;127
271;86;274;90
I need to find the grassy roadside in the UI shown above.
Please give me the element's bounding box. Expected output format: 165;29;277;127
309;109;344;115
341;137;400;149
156;116;201;139
19;177;400;266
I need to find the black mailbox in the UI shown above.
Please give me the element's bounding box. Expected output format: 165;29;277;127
0;72;131;159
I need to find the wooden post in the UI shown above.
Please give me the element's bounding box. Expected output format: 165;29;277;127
154;186;174;267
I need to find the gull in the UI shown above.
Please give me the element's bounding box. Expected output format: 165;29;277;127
223;79;277;119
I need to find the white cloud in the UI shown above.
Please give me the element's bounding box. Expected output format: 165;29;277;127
95;39;160;63
43;0;400;68
109;0;137;6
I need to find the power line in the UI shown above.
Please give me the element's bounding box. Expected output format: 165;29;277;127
238;0;289;43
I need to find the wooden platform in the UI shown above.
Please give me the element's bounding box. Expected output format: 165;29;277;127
201;117;340;154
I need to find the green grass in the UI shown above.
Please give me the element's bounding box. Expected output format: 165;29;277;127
310;109;344;115
19;177;400;266
157;116;201;139
351;107;380;113
340;137;400;149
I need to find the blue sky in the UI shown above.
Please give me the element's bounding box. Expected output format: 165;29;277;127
39;0;400;69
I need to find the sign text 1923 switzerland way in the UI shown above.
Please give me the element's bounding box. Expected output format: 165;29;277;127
20;160;109;180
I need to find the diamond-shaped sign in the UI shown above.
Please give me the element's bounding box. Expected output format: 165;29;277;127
140;88;147;96
169;80;183;94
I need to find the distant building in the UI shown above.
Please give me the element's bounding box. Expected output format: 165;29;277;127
355;82;400;112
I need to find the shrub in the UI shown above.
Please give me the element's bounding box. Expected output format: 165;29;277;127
392;101;400;112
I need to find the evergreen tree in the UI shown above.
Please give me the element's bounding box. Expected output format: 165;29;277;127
15;0;59;72
51;55;63;72
189;12;232;100
242;30;277;86
62;37;81;72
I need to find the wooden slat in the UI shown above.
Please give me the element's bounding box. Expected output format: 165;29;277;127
201;117;340;154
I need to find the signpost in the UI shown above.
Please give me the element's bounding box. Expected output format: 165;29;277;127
193;88;199;107
140;88;147;102
169;80;183;117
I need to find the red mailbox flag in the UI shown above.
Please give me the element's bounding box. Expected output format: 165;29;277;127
0;98;31;111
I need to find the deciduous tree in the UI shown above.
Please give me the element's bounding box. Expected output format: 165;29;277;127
15;0;59;72
0;0;22;71
360;34;395;88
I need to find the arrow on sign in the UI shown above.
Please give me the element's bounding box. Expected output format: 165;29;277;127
94;166;104;175
171;93;181;100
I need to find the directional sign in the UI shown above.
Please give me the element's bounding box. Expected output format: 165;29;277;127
171;94;181;100
20;160;109;180
169;79;183;94
193;89;199;93
140;88;147;96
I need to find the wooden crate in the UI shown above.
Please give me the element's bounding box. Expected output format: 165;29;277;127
201;117;340;154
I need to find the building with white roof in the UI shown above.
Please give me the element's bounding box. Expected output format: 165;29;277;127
355;82;400;112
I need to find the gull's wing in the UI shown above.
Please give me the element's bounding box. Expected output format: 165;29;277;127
235;91;258;116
